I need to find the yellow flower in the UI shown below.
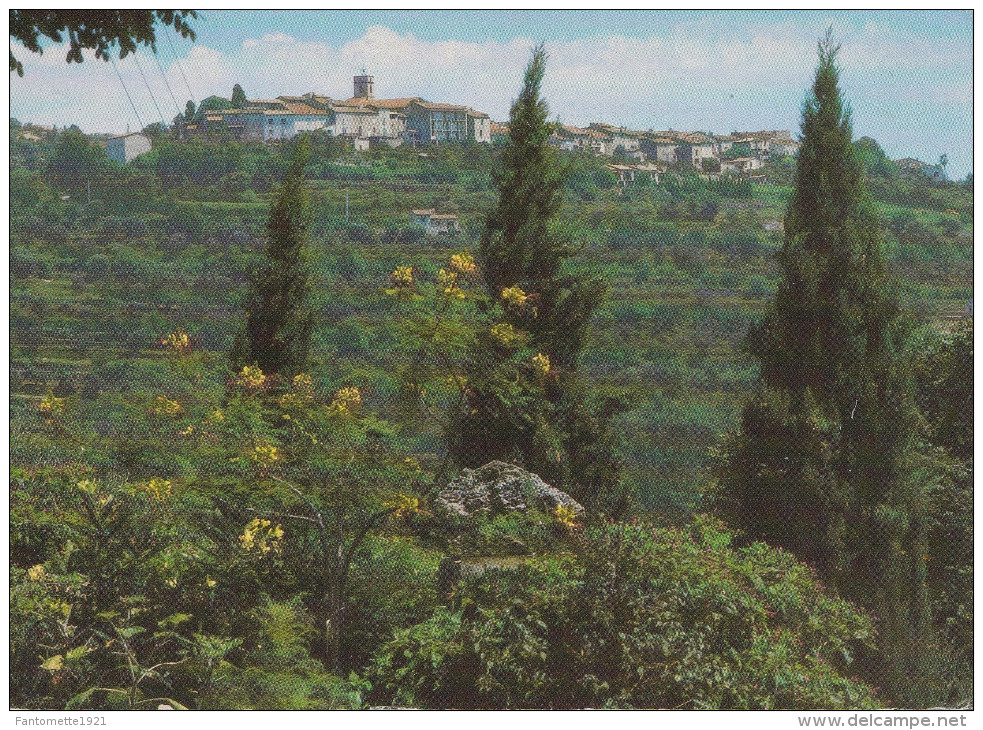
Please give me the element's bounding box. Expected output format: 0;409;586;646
279;373;315;408
210;409;225;422
160;329;192;355
250;442;281;472
387;494;421;518
500;286;529;307
385;266;415;296
152;395;183;417
437;268;465;300
38;393;66;416
27;564;46;581
179;424;196;436
144;478;172;501
490;322;521;347
235;365;267;389
76;479;97;494
240;518;284;554
553;504;580;528
328;386;362;416
292;373;314;392
391;266;414;286
532;352;551;377
205;576;217;588
449;252;477;276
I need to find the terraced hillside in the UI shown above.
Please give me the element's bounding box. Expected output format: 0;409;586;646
10;133;974;512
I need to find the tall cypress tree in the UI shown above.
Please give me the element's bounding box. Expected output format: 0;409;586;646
717;31;934;704
232;136;313;377
452;44;624;513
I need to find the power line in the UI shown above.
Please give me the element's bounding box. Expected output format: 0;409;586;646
153;50;182;116
165;26;196;106
110;57;145;132
133;53;167;126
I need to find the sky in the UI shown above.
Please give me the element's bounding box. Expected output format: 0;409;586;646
9;10;974;178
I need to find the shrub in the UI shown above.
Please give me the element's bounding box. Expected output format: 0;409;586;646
370;519;879;709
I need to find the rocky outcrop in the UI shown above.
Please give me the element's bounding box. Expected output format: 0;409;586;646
436;461;583;519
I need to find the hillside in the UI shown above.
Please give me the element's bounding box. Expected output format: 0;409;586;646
10;131;973;512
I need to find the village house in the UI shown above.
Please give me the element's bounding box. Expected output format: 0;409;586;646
720;156;763;174
410;209;461;235
107;132;152;164
490;122;510;144
607;161;663;187
639;135;679;164
896;157;946;182
590;123;644;159
768;133;800;158
203;75;491;146
674;132;716;166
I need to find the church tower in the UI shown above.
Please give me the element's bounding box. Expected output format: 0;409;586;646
353;73;374;99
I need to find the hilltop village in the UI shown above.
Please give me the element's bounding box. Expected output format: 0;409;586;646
17;73;951;189
176;74;799;178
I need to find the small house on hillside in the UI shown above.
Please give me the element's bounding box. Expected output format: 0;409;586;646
896;157;946;182
720;156;762;174
411;209;460;235
107;133;152;164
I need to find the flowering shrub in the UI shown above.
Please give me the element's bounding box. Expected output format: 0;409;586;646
143;477;172;501
490;323;521;348
38;393;66;416
328;386;362;416
449;252;477;276
531;352;551;377
552;504;579;528
249;442;281;474
437;268;465;300
386;494;421;518
385;266;416;299
151;395;183;417
279;372;315;408
239;518;284;554
500;286;529;307
160;329;192;355
235;365;268;390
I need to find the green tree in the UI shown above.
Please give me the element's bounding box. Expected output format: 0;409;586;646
913;322;973;702
232;84;247;108
853;136;898;178
185;100;196;119
10;10;196;76
452;44;623;514
716;30;935;705
46;127;107;193
232;136;314;377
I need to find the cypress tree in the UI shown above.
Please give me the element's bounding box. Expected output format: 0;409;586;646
452;44;624;513
717;30;935;704
232;136;313;377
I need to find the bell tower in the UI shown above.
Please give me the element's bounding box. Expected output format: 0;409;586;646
353;72;374;99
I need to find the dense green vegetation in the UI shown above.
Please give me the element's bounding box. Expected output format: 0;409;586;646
718;34;941;705
9;39;972;710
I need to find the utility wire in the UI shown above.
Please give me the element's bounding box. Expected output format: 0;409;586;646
133;53;167;126
111;56;145;132
153;50;182;116
165;26;196;106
